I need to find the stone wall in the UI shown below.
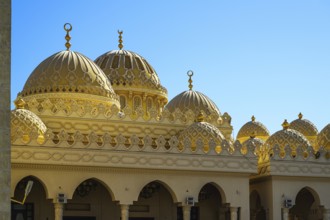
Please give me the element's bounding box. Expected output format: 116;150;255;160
0;0;11;219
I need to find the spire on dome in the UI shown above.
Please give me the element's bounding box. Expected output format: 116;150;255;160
187;70;193;90
118;30;123;50
282;119;290;130
298;112;303;119
64;23;72;50
251;115;256;122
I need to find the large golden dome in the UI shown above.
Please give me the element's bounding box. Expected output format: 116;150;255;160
11;98;47;143
21;50;118;100
317;124;330;151
165;72;221;122
265;120;310;153
20;24;119;109
289;113;318;146
178;113;225;153
94;32;168;105
237;116;270;143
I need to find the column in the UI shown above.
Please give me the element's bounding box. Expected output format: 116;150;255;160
282;208;289;220
54;202;64;220
219;207;228;220
182;205;191;220
230;207;238;220
323;208;330;220
121;204;129;220
0;0;11;219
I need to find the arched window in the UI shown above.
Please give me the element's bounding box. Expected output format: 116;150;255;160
133;96;142;111
119;95;126;109
147;97;153;112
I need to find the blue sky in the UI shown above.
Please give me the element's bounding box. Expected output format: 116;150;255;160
12;0;330;136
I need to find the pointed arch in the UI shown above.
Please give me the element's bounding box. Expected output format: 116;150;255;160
290;186;322;220
198;182;226;203
68;177;116;202
135;180;178;203
13;175;49;199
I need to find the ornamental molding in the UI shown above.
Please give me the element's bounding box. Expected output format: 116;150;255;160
257;148;330;178
11;146;257;174
19;96;232;127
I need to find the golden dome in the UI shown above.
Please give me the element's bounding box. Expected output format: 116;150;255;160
241;137;265;155
11;98;47;143
165;71;221;121
21;51;118;100
265;120;310;152
289;113;318;146
317;124;330;150
178;113;225;153
236;116;270;143
94;32;167;104
20;24;119;108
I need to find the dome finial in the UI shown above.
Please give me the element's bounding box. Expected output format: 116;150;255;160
196;111;204;122
14;96;26;109
118;30;123;50
251;115;255;122
298;112;303;119
64;23;72;50
282;119;290;130
187;70;194;90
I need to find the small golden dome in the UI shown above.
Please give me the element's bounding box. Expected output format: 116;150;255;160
236;116;270;143
166;90;221;119
317;124;330;151
241;137;265;155
21;51;118;102
11;107;47;143
165;71;221;121
265;126;310;151
94;32;167;105
178;121;225;153
290;113;318;146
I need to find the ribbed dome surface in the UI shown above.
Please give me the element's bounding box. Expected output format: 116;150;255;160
237;116;270;143
11;108;47;137
95;50;167;100
178;120;225;153
165;90;221;118
21;50;119;103
317;124;330;150
265;128;310;150
290;113;318;145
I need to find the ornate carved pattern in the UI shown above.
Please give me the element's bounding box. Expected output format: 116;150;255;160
178;121;225;153
165;90;221;124
21;51;119;102
290;118;318;137
265;129;310;153
11;109;47;138
94;50;167;98
317;124;330;150
237;120;269;141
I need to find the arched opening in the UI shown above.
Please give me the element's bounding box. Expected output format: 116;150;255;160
11;176;53;220
289;187;322;220
130;181;177;220
191;183;228;220
64;178;120;220
250;190;266;220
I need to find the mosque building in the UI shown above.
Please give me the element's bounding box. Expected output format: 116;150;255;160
10;24;330;220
